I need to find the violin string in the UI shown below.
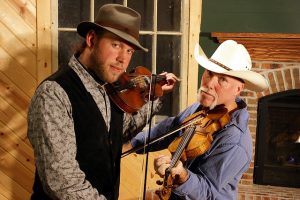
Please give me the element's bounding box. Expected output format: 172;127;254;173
169;125;196;168
140;74;156;200
167;112;208;168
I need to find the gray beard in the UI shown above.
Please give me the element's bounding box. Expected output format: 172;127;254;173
197;87;218;110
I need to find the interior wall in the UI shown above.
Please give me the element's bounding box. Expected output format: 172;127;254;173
0;0;36;199
200;0;300;56
0;0;52;199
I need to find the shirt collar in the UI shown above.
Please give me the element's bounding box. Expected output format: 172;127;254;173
68;54;103;89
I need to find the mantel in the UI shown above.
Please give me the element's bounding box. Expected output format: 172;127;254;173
212;32;300;62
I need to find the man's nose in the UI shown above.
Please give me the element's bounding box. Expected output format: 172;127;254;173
116;49;128;63
206;76;218;89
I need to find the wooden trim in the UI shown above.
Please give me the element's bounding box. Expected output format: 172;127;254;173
212;32;300;62
186;0;202;107
36;0;52;83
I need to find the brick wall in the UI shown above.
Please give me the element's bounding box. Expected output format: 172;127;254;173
238;61;300;200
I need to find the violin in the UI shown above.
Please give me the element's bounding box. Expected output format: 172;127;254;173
104;66;167;113
154;105;231;199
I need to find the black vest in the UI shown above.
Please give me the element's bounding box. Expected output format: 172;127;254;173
31;67;124;200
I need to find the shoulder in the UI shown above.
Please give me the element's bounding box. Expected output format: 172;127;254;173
29;80;71;112
212;111;252;158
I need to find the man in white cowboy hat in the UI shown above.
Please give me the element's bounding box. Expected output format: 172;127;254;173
27;4;178;200
129;40;268;199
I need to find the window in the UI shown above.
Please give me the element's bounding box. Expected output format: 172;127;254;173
52;0;201;117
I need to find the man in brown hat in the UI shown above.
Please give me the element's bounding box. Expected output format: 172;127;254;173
27;4;178;200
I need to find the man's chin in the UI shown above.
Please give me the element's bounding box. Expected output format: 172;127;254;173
199;100;217;110
107;75;120;84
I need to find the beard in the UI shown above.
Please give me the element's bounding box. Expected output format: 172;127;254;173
89;47;107;81
197;86;218;110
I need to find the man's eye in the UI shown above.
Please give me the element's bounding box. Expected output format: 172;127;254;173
207;71;213;76
127;49;134;55
219;77;227;82
112;43;120;48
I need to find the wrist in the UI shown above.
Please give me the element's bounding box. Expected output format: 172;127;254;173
172;168;189;187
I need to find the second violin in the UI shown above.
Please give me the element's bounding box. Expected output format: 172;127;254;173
155;105;231;199
104;66;167;113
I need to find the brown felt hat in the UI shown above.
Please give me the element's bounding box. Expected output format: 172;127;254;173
77;4;148;52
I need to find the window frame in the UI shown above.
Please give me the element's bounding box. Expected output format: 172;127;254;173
46;0;201;112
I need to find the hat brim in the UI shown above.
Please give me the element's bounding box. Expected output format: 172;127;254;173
194;43;269;92
77;21;148;52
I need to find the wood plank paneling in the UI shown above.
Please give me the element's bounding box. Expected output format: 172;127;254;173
0;97;28;141
4;0;36;30
0;121;35;173
0;170;30;200
0;73;30;117
0;147;34;191
0;48;36;97
0;22;37;77
0;0;37;199
0;2;36;53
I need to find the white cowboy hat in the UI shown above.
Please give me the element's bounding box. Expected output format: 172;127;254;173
194;40;269;92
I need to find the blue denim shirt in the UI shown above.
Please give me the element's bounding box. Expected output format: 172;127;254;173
131;99;252;200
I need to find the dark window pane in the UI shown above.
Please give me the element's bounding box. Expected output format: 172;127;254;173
157;36;180;75
157;0;181;31
127;0;153;31
58;0;90;28
58;31;84;68
128;35;152;72
94;0;123;16
157;35;181;116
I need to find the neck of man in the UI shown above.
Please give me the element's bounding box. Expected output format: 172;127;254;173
77;52;105;85
226;101;238;115
202;101;238;115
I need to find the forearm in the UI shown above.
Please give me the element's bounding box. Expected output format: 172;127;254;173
122;98;163;142
129;103;201;151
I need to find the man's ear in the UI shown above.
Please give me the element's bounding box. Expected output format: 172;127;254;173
85;30;96;48
236;82;245;96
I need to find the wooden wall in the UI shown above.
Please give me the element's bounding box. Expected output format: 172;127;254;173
0;0;52;199
0;0;36;199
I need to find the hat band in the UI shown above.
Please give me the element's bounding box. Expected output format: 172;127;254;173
209;58;231;71
97;21;139;40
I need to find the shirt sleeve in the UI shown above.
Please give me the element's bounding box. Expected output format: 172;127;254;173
27;81;106;200
122;98;163;142
130;103;201;151
172;125;251;199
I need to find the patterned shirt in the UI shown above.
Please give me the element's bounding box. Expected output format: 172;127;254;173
27;55;162;199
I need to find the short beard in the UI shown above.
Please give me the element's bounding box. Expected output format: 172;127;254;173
197;87;218;110
90;47;106;82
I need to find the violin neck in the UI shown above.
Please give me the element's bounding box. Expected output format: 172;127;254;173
169;125;196;169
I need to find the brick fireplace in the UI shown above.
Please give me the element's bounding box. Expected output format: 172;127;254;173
212;33;300;199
